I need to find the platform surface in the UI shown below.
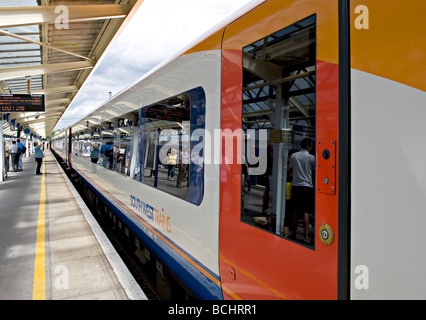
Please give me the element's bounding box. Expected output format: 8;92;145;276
0;149;146;300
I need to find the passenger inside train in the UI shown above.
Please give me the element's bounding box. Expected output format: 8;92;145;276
240;15;316;247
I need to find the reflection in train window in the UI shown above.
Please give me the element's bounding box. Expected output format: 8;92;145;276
241;15;316;247
78;113;137;175
112;118;135;174
71;115;137;176
135;87;206;205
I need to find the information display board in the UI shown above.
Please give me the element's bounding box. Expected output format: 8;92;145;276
144;105;189;123
0;94;45;112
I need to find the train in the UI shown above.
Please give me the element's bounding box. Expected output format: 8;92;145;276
51;0;426;299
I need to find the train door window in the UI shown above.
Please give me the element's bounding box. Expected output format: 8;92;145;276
241;15;316;246
137;87;206;205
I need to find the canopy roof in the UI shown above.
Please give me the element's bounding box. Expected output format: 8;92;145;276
0;0;143;139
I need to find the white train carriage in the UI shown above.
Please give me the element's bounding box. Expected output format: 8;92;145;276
53;49;223;299
52;0;426;299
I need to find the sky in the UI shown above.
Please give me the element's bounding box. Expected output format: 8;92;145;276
54;0;254;131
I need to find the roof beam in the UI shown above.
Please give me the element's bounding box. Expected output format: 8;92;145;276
0;80;10;93
15;85;78;95
289;97;309;118
0;4;130;28
243;70;316;92
243;52;281;81
0;29;91;61
19;113;63;125
0;61;94;81
46;98;70;107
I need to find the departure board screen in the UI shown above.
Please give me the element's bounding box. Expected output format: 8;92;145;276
145;105;189;123
0;94;45;112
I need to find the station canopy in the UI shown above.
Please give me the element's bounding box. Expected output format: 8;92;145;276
0;0;143;139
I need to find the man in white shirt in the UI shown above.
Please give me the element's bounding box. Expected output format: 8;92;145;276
9;140;20;172
288;138;315;244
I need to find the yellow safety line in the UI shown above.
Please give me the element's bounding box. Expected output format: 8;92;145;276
33;160;46;300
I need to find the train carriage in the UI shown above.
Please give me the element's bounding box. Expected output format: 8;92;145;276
52;0;426;299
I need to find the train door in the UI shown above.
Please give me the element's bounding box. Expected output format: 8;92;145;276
220;0;341;299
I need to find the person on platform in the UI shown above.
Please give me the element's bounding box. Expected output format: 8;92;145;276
176;145;190;188
34;141;45;175
10;140;20;172
90;143;100;164
4;142;10;172
17;138;24;171
167;149;178;181
100;141;113;168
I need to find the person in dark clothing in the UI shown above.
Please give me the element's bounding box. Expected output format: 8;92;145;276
34;141;45;175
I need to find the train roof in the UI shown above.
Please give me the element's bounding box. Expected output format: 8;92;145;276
60;0;267;134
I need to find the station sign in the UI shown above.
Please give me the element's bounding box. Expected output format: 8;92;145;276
0;94;45;112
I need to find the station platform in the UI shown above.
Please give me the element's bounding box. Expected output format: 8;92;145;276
0;149;147;300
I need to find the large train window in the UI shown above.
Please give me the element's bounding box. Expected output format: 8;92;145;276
241;15;316;246
137;87;205;205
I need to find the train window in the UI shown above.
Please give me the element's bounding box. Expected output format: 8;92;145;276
241;15;316;247
136;87;206;205
68;115;137;177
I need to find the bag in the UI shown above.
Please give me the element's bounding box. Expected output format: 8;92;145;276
22;146;27;154
105;148;113;157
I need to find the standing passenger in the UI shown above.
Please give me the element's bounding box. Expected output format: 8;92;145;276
167;149;178;181
17;138;24;171
90;143;100;164
10;141;20;172
4;142;10;172
176;146;189;188
100;141;113;168
34;141;45;175
288;138;315;244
